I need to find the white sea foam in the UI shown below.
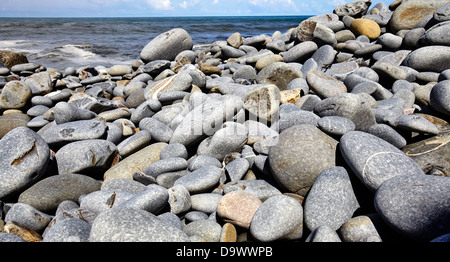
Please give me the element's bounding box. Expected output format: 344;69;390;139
59;44;97;58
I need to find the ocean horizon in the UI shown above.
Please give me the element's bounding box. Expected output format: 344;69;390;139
0;16;311;70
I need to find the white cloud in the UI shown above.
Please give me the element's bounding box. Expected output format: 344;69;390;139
212;0;219;4
179;0;199;9
248;0;296;7
146;0;173;10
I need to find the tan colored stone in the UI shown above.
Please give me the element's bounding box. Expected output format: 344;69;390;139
4;221;42;242
280;88;302;104
102;142;167;186
220;223;237;242
216;191;262;229
0;50;28;69
350;18;381;40
227;32;244;48
255;54;283;70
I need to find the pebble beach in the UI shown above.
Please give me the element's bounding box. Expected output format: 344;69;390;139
0;0;449;244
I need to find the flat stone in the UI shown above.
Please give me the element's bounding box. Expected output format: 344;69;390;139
217;191;262;229
368;123;407;149
0;127;50;199
140;28;193;63
374;174;450;241
40;119;107;146
139;117;173;143
402;129;450;176
42;218;91;242
402;45;450;73
314;93;376;131
18;174;101;213
4;203;52;233
89;206;190;242
339;131;425;192
118;184;169;214
250;194;303;242
173;165;222;194
269;124;338;196
303;167;359;232
55;139;118;175
393;114;439;135
144;157;187;178
306;69;347;98
117;130;152;158
283;41;318;63
102;142;167;185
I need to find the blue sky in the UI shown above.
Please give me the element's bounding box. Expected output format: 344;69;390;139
0;0;394;17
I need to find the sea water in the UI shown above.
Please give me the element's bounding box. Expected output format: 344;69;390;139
0;16;310;70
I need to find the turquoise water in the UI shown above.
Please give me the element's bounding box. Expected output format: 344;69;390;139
0;16;310;69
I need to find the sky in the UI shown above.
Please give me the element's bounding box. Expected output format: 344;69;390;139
0;0;394;17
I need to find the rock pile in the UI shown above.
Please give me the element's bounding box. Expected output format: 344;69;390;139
0;0;449;243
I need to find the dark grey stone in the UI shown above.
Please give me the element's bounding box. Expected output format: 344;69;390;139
18;174;101;213
40;119;107;146
43;218;91;242
197;122;248;161
430;80;450;115
55;139;118;175
0;127;50;199
368;123;407;149
183;219;222;242
140;28;193;63
393;114;439;135
340;131;425;192
278;110;321;133
117;130;152;158
303;167;359;232
144;157;188;178
374;174;450;241
101;178;146;194
89;206;190;242
318;116;356;137
4;203;52;233
250;194;303;242
283;41;318;63
314;93;376;131
173;165;223;194
170;95;243;148
269;124;338;196
402;45;450;73
119;184;169;214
